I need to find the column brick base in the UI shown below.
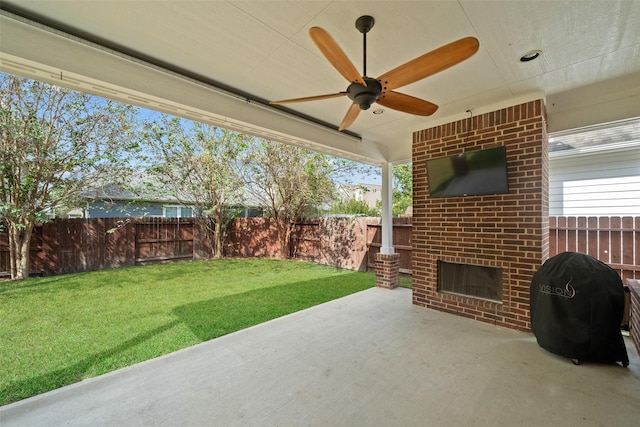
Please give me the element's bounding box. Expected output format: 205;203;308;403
375;253;400;289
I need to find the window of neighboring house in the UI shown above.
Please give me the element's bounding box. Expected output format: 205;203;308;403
163;205;194;218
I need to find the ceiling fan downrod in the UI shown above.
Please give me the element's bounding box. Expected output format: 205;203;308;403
355;15;375;77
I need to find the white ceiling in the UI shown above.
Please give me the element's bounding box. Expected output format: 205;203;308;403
1;1;640;165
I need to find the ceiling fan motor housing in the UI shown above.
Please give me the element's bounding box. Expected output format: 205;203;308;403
347;77;382;110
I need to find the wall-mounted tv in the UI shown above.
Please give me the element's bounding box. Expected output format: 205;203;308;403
426;146;509;198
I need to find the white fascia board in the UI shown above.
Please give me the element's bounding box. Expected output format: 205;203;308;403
0;12;388;166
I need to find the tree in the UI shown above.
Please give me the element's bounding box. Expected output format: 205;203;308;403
328;197;377;216
143;116;247;258
328;193;379;217
242;139;335;258
393;163;412;217
0;74;139;280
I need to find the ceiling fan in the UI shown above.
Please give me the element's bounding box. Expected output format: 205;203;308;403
271;16;479;131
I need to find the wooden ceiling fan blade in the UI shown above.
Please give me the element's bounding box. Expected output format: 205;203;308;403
377;91;438;116
309;27;366;86
339;103;361;131
377;37;479;91
270;92;347;105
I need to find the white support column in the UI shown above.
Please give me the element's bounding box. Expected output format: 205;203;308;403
380;162;394;255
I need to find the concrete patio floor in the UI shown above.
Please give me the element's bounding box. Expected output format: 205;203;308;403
2;287;639;426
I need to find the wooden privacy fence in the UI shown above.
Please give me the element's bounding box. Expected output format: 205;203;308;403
226;217;413;273
550;216;639;281
0;218;211;277
1;216;638;279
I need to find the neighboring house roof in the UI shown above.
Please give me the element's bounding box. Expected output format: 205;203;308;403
82;183;183;204
83;173;261;209
82;171;194;204
550;117;640;154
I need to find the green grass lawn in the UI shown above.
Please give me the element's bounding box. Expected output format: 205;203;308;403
0;259;375;405
399;275;412;289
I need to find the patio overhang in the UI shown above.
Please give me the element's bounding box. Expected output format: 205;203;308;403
0;10;388;167
2;2;639;166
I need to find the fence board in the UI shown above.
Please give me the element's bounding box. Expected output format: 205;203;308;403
567;216;577;252
550;216;639;280
587;217;598;257
549;217;557;256
622;216;634;267
610;217;622;265
577;216;588;253
558;216;567;253
599;217;610;262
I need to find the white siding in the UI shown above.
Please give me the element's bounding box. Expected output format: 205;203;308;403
549;146;640;216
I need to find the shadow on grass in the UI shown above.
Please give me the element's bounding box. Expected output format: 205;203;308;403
0;270;130;295
2;271;372;405
172;274;371;341
1;320;180;405
0;276;74;294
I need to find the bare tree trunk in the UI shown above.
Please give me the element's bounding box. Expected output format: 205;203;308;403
199;215;224;259
213;220;223;259
8;221;34;281
279;220;294;259
198;216;221;259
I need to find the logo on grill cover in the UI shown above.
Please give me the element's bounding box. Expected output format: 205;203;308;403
540;278;576;299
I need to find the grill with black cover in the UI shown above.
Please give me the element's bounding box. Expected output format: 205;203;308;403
530;252;628;366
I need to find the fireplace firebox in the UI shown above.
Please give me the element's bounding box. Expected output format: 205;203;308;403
438;261;502;301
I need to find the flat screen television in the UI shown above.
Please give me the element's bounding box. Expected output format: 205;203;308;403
426;146;509;198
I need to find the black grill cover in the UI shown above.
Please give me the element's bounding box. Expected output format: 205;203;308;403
530;252;628;365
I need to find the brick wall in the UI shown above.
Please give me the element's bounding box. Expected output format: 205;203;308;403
412;100;549;332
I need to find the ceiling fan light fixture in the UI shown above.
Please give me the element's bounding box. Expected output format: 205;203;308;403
355;93;377;110
520;50;542;62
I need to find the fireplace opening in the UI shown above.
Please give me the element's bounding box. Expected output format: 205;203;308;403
438;261;502;301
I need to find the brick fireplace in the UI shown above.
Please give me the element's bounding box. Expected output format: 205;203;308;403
412;99;549;332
